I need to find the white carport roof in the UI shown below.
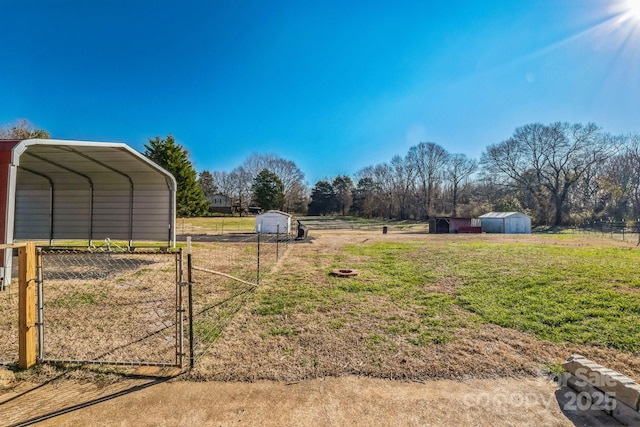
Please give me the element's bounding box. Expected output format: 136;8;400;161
479;212;530;219
0;138;177;281
11;139;172;180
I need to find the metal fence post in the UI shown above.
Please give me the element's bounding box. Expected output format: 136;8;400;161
177;248;184;367
36;248;44;362
286;225;289;252
257;227;261;286
187;237;194;369
276;224;280;261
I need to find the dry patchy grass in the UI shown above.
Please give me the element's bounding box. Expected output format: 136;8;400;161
4;223;640;387
190;228;640;383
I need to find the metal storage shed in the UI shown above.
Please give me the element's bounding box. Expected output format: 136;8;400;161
0;138;177;282
255;210;291;234
479;212;531;234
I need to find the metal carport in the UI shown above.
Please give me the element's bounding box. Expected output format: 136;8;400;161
0;139;177;283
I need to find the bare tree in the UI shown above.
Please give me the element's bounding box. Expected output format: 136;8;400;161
407;142;449;219
229;166;253;214
0;119;49;139
210;170;236;197
626;134;640;220
482;122;621;226
390;155;416;220
592;133;640;221
445;153;477;217
356;163;396;218
241;154;306;212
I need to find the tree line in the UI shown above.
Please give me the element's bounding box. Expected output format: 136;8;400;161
4;119;639;227
147;136;308;217
308;122;639;227
0;121;307;218
197;153;307;215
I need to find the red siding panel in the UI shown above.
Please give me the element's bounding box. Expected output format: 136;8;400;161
0;140;20;269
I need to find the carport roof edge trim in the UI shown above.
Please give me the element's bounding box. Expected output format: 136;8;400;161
11;139;177;187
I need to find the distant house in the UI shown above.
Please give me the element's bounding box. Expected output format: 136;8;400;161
256;210;291;234
207;193;232;214
479;212;531;234
247;206;262;215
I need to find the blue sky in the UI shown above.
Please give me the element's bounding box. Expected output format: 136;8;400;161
2;0;639;184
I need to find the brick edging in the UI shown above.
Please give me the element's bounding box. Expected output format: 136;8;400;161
562;354;640;426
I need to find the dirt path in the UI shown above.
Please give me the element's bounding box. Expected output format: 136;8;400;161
1;376;619;426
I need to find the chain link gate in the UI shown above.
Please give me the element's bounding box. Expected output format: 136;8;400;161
38;248;185;367
2;232;294;369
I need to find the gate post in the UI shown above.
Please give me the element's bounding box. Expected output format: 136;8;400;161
19;242;36;369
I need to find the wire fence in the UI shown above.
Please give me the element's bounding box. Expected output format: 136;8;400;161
38;249;182;367
0;228;295;370
188;231;294;365
574;220;640;244
0;275;19;365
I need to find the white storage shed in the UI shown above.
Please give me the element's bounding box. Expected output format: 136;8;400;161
255;210;291;234
479;212;531;234
0;138;177;283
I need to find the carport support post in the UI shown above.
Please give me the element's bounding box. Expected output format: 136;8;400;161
19;242;37;369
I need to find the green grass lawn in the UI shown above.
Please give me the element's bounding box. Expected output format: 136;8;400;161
178;216;257;233
452;242;640;352
252;237;640;353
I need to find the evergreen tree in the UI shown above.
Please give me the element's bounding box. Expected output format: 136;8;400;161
252;169;285;211
198;170;217;198
144;135;208;217
308;180;337;215
332;175;354;216
352;177;376;218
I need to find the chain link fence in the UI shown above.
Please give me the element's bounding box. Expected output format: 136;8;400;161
0;229;294;370
188;231;293;365
0;274;19;365
38;248;183;367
